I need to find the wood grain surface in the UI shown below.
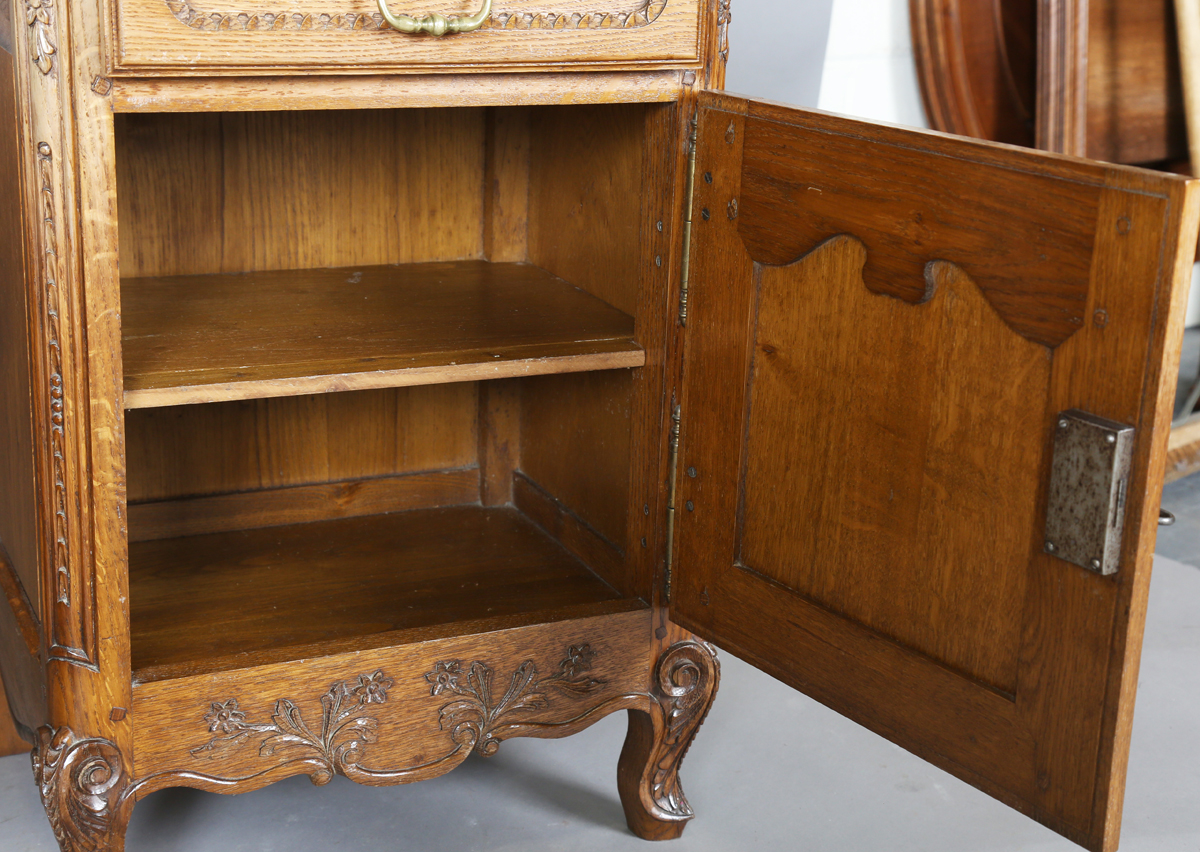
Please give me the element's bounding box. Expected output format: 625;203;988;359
109;71;685;114
115;108;487;279
125;385;480;503
121;261;644;407
128;468;482;541
733;101;1101;349
129;610;653;791
108;0;701;75
129;506;631;677
673;92;1199;852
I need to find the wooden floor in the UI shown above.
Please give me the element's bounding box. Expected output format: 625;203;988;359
121;261;643;408
128;506;635;681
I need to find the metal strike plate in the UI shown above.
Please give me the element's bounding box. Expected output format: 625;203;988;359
1043;410;1134;575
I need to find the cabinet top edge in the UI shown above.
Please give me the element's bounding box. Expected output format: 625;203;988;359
111;69;687;112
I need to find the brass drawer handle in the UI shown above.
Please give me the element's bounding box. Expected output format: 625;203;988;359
377;0;491;34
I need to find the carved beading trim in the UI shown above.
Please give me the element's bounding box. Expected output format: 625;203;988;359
164;0;667;32
23;0;57;74
187;647;608;787
37;142;68;612
32;727;130;852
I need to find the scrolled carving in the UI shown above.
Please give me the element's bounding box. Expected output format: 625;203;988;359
190;670;396;785
647;640;718;817
618;639;719;838
429;643;605;756
187;648;607;788
24;0;57;74
164;0;667;32
31;726;130;852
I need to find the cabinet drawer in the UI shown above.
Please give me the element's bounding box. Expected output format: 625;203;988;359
108;0;702;74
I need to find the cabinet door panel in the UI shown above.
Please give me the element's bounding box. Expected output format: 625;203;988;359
673;92;1198;852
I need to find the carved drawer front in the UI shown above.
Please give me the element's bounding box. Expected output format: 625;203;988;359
107;0;702;74
128;610;653;791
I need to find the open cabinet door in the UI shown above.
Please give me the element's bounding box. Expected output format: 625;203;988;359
671;92;1199;852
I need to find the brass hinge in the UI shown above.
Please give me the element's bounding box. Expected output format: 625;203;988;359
678;112;698;326
663;403;682;601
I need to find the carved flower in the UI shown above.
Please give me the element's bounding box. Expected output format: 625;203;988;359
204;699;247;734
352;670;394;705
561;644;597;678
425;661;462;696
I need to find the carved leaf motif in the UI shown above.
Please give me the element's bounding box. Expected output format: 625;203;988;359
164;0;668;32
24;0;57;74
427;644;606;756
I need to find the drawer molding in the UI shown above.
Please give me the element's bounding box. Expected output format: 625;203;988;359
164;0;669;32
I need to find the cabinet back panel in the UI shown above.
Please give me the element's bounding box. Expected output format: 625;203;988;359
126;385;479;503
0;51;39;617
114;109;486;278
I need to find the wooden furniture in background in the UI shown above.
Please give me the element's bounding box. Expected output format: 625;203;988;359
911;0;1200;483
0;2;1197;851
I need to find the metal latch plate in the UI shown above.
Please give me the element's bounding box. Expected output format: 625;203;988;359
1043;410;1134;575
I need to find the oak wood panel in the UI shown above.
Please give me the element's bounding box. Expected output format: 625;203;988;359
0;47;47;743
739;238;1048;693
1087;0;1187;165
128;468;481;541
129;506;628;677
479;381;521;506
1165;416;1200;481
109;71;686;114
483;108;530;264
126;385;479;503
675;93;1199;852
108;0;701;74
520;371;634;551
0;51;38;623
513;471;626;586
129;609;653;791
121;261;644;408
115;109;485;279
735;104;1101;349
528;104;644;317
521;103;645;556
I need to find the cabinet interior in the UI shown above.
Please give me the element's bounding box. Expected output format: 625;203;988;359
113;103;660;682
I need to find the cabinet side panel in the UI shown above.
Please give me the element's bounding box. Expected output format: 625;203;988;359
0;48;39;620
0;45;43;741
523;104;645;553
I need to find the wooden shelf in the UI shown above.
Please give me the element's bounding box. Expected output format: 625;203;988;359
129;505;640;682
121;261;644;409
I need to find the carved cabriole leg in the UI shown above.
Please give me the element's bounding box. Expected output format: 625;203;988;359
31;726;133;852
617;640;720;840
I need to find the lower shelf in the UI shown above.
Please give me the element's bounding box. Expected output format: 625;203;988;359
129;505;638;681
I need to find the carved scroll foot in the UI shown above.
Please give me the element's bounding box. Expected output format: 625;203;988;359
617;640;719;840
31;726;132;852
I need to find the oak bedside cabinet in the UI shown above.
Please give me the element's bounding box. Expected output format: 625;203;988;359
0;0;1196;849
